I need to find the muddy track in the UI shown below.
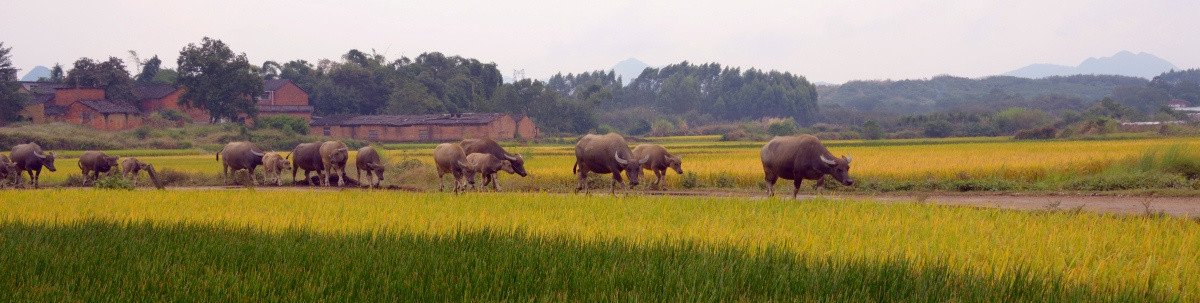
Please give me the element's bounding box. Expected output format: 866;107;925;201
33;185;1200;218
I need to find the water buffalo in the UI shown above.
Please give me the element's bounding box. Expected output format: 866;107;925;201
355;146;385;188
78;151;120;185
433;143;473;194
289;142;325;185
760;134;854;197
466;152;515;191
217;141;266;185
10;143;57;188
0;154;18;186
120;157;164;189
631;144;683;189
319;141;349;186
262;152;291;186
461;138;528;177
572;133;649;194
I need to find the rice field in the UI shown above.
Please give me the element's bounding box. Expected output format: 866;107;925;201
11;136;1200;192
1;189;1196;300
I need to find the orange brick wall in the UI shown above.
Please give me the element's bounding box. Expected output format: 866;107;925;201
53;88;105;107
273;83;309;106
311;114;540;142
516;116;539;138
19;104;45;123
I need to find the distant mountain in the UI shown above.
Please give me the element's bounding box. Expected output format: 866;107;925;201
818;74;1148;114
611;58;650;85
1004;51;1177;79
20;66;51;81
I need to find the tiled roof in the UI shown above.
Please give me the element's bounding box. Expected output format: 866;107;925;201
257;105;314;113
264;79;291;91
45;105;67;116
20;82;69;94
24;93;54;105
78;100;142;114
309;113;509;127
133;84;178;100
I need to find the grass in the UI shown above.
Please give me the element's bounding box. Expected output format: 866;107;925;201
0;190;1197;300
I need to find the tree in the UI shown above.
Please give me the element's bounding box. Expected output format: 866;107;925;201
862;120;884;140
0;42;28;121
176;37;263;123
65;56;137;101
135;55;161;84
923;119;953;138
46;63;65;82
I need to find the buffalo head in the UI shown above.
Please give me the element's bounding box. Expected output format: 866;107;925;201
819;154;854;186
614;152;651;186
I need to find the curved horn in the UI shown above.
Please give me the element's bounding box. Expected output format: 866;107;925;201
614;152;629;165
844;155;852;163
457;160;470;168
504;153;519;161
35;151;47;159
251;149;266;157
820;155;837;165
638;154;651;165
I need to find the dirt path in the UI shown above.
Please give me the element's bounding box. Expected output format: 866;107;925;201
47;185;1200;218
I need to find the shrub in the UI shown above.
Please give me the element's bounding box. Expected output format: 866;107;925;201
679;172;700;189
713;172;736;188
1159;145;1200;179
93;175;134;191
766;118;797;136
1013;125;1057;140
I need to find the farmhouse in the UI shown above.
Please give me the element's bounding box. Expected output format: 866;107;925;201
13;79;314;130
311;113;539;142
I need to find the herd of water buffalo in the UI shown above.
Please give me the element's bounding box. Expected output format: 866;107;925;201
1;134;853;197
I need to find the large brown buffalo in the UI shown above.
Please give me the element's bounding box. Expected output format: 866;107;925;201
355;146;385;188
461;138;527;177
10;143;57;188
631;144;683;189
466;152;515;191
760;134;854;197
262;152;291;186
120;157;164;189
217;141;266;185
433;143;473;194
572;133;650;194
319;141;350;186
78;151;120;185
289;142;325;185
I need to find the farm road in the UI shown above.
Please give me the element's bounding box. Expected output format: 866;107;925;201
91;186;1200;218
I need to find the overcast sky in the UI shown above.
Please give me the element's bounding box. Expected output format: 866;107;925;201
4;0;1198;84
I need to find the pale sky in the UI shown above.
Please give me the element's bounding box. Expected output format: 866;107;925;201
3;0;1198;84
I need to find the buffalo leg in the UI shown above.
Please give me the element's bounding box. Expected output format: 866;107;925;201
813;178;826;196
763;169;778;197
655;170;665;190
792;179;802;199
575;170;589;194
490;173;501;191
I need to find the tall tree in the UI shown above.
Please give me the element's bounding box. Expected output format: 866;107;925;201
64;56;137;101
136;55;162;84
47;63;64;83
176;37;263;123
0;42;28;121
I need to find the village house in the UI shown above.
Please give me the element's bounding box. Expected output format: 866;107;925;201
13;79;313;130
310;113;539;142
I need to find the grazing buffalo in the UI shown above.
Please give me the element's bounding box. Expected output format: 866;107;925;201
572;133;649;194
319;141;350;186
78;151;120;185
289;142;325;185
433;143;473;194
760;134;854;197
10;143;57;188
461;138;528;177
631;144;683;189
355;146;385;188
120;158;164;189
466;153;515;191
262;152;291;186
217;141;266;185
0;154;17;186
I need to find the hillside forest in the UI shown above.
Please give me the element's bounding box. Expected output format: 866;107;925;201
4;38;1200;139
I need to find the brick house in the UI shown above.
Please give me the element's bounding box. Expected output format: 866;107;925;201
310;113;539;142
254;79;313;122
14;79;313;129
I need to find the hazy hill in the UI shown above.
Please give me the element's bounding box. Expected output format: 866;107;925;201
1005;51;1177;79
20;66;50;81
612;58;650;85
817;74;1148;114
